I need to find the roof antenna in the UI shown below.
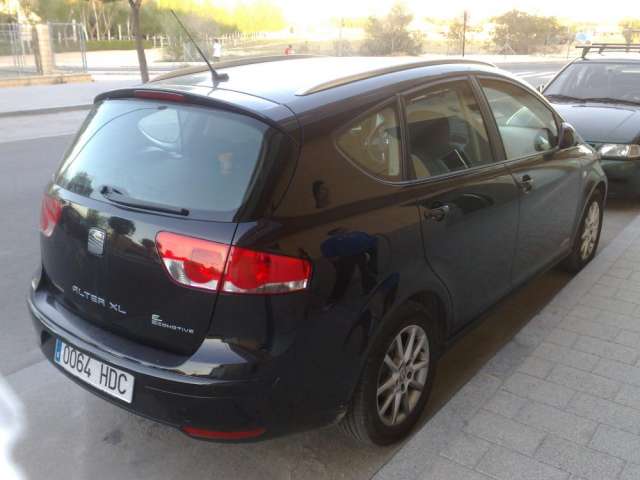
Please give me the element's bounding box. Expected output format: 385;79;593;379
169;9;228;83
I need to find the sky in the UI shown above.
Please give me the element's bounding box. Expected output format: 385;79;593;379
268;0;636;24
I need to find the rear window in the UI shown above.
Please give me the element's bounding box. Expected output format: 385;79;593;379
55;99;270;219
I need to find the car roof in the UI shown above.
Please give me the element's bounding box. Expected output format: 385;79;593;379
149;55;497;107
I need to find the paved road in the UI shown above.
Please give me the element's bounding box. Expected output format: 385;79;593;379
2;70;636;480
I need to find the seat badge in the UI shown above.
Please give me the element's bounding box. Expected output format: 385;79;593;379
87;228;106;256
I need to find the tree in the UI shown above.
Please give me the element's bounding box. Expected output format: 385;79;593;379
128;0;148;82
620;19;640;43
361;3;424;56
491;10;567;54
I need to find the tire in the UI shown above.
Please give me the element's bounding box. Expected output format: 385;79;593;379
562;189;604;273
340;301;439;445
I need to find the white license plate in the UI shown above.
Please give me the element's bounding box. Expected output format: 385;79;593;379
54;338;134;403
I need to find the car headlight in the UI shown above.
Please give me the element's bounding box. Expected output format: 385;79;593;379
598;143;640;159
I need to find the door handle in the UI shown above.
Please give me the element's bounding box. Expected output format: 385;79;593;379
518;174;534;193
424;204;450;222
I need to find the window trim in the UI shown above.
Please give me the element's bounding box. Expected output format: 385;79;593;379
332;96;407;186
397;75;506;186
474;74;562;166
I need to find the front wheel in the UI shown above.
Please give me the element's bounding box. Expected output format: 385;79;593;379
563;190;603;273
340;302;439;445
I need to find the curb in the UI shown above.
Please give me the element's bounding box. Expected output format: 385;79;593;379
0;104;92;119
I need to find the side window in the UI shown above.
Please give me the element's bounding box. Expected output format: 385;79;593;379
336;105;402;181
480;79;559;160
405;80;493;180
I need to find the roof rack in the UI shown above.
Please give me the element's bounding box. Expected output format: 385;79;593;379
151;54;322;83
296;59;496;96
577;43;640;58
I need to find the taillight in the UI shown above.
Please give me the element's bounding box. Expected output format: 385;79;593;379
156;232;229;291
223;246;311;294
39;194;62;237
156;232;311;295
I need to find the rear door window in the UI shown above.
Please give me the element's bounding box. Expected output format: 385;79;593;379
55;99;270;219
404;80;494;180
336;104;402;181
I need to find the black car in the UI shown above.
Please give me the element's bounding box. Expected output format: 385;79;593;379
543;44;640;197
29;56;606;445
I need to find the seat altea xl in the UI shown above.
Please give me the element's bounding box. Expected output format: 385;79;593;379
29;56;606;445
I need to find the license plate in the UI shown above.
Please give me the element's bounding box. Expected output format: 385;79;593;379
54;338;134;403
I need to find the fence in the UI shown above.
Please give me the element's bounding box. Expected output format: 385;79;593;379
0;22;87;78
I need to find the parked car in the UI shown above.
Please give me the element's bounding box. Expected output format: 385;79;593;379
542;44;640;197
29;56;606;445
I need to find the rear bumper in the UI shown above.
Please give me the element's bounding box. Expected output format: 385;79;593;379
601;158;640;197
28;287;342;441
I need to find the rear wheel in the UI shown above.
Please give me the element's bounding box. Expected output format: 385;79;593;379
563;189;603;273
340;302;439;445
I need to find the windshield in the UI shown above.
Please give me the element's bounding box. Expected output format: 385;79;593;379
55;99;270;220
545;62;640;103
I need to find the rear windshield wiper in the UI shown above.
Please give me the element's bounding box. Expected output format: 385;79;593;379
579;97;640;106
100;185;189;217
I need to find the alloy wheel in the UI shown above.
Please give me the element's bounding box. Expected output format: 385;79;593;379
376;325;430;426
580;201;600;260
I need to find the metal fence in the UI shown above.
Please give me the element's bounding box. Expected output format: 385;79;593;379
48;22;88;73
0;22;87;78
0;23;36;77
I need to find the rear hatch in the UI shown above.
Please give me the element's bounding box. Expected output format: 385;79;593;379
40;94;278;355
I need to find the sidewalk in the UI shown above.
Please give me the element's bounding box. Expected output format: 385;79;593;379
0;80;139;117
376;215;640;479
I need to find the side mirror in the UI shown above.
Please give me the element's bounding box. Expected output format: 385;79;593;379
558;122;577;149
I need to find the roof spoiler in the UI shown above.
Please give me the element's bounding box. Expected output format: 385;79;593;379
577;43;640;58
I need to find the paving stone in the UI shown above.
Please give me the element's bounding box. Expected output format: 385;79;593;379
483;390;528;419
419;458;490;480
620;463;640;480
518;355;555;378
615;329;640;348
533;342;599;372
590;424;640;465
546;328;578;347
515;323;549;348
503;372;575;408
465;410;545;456
590;284;617;298
615;288;640;305
515;401;597;445
568;305;601;320
445;373;502;421
578;294;637;315
548;364;621;399
596;275;625;288
594;358;640;388
535;435;624;480
439;433;490;469
597;311;640;334
559;317;619;341
568;393;640;435
476;445;568;480
608;267;633;279
574;335;639;364
614;384;640;411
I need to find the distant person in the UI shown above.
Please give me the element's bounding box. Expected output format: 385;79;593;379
212;39;222;62
284;44;295;55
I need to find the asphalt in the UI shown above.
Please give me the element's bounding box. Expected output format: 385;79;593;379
1;60;636;480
